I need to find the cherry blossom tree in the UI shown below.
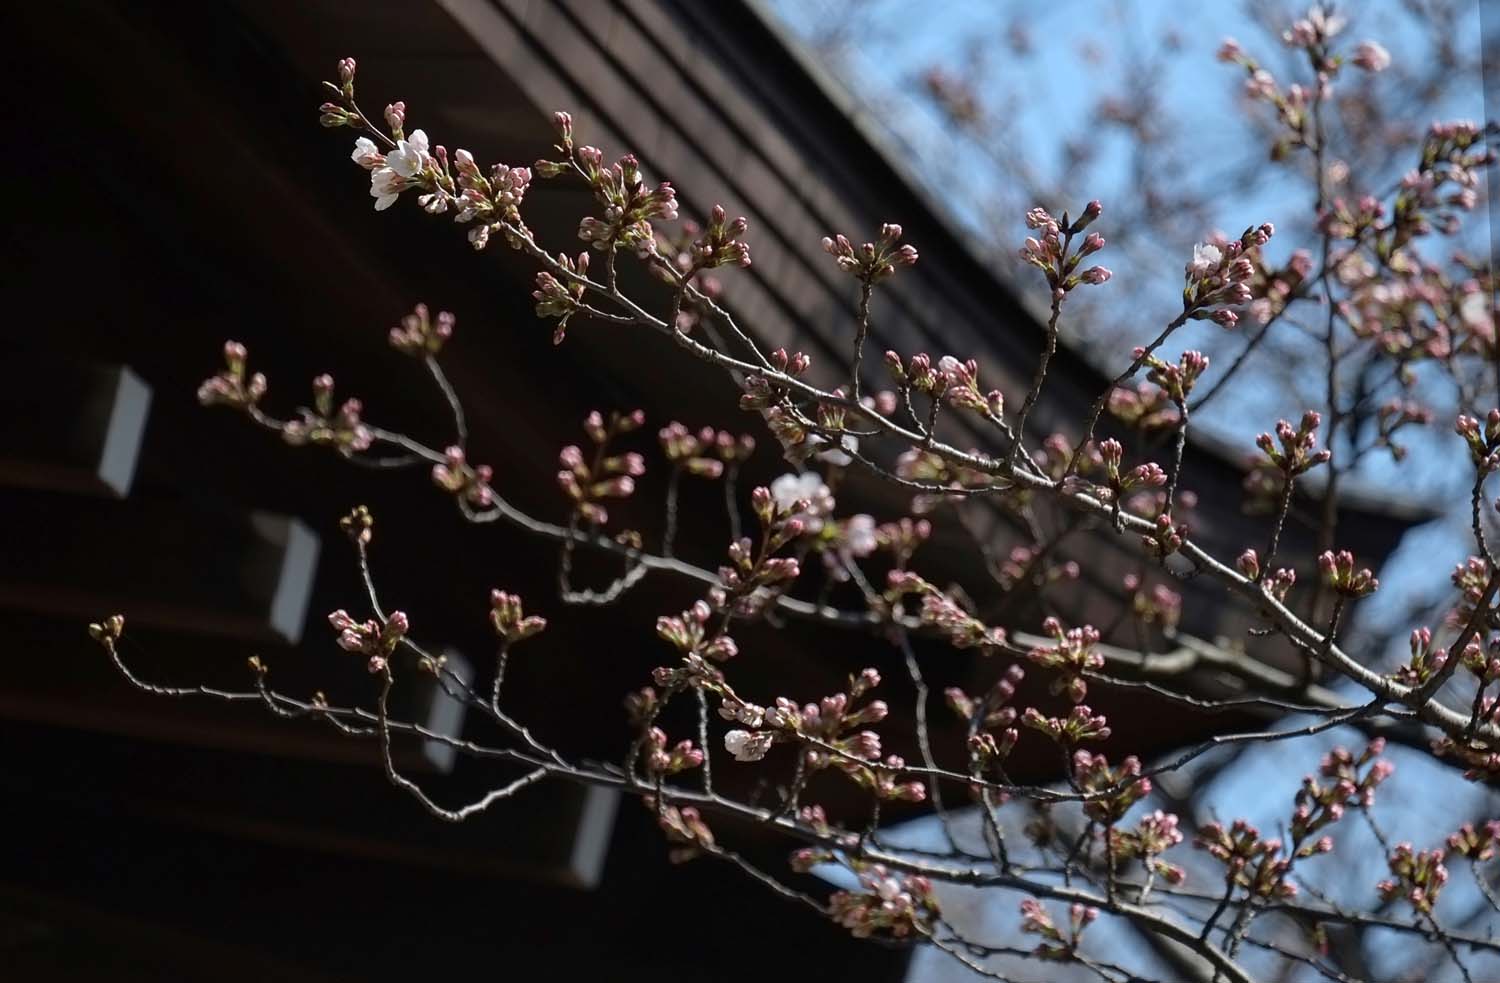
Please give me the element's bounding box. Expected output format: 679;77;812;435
92;7;1500;981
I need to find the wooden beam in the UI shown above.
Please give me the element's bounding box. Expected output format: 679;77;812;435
0;491;319;644
10;718;619;888
0;361;150;498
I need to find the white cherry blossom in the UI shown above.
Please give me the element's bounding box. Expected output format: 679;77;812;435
350;137;381;170
724;729;773;762
844;514;878;558
386;129;430;179
369;166;403;211
770;472;835;529
1186;242;1222;278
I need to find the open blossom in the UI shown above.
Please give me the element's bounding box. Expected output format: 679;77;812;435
369;129;429;209
829;865;939;939
769;472;835;527
1282;6;1345;47
386;128;430;178
370;166;404;211
844;514;878;557
724;729;773;762
350;136;382;169
1186;242;1222;278
432;445;494;507
1351;41;1391;73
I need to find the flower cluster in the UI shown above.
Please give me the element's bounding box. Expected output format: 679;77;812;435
739;348;820;463
656;600;740;664
722;728;774;763
1195;819;1303;899
1378;843;1449;914
532;251;591;344
339;505;374;546
1094;438;1167;506
1280;6;1346;49
356;127;427;212
87;614;126;646
1256;410;1332;477
1399;122;1494;238
1217;31;1329;160
778;676;886;750
893;447;998;511
740;348;813;413
1446;821;1500;862
1142;512;1188;559
947;664;1026;771
1455;409;1500;472
557;409;647;525
1124;574;1182;632
888;571;1006;653
1342;260;1489;373
1109;810;1186;886
197;341;267;410
1027;617;1104;704
822;224;919;283
1022;704;1111;745
1072;750;1150;824
725;670;920;800
1107;382;1179;433
687;204;752;270
1291;739;1393;843
658;422;734;478
952;671;1024;766
387;302;454;357
1266;565;1298;601
1430;734;1500;781
643;727;704;778
324;58;547;241
572;143;678;256
654;801;715;864
705;486;808;616
1138;349;1209;403
432;445;494;508
1182;225;1274;322
328;608;408;673
1459;634;1500;689
1318;549;1379;599
488;589;547;643
1394;627;1447;686
281;374;374;457
1319;194;1386;241
451;150;533;248
829;863;939;939
883;351;1004;419
1452;555;1494;624
1017;202;1111;294
1018;899;1097;961
1247;248;1313;325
